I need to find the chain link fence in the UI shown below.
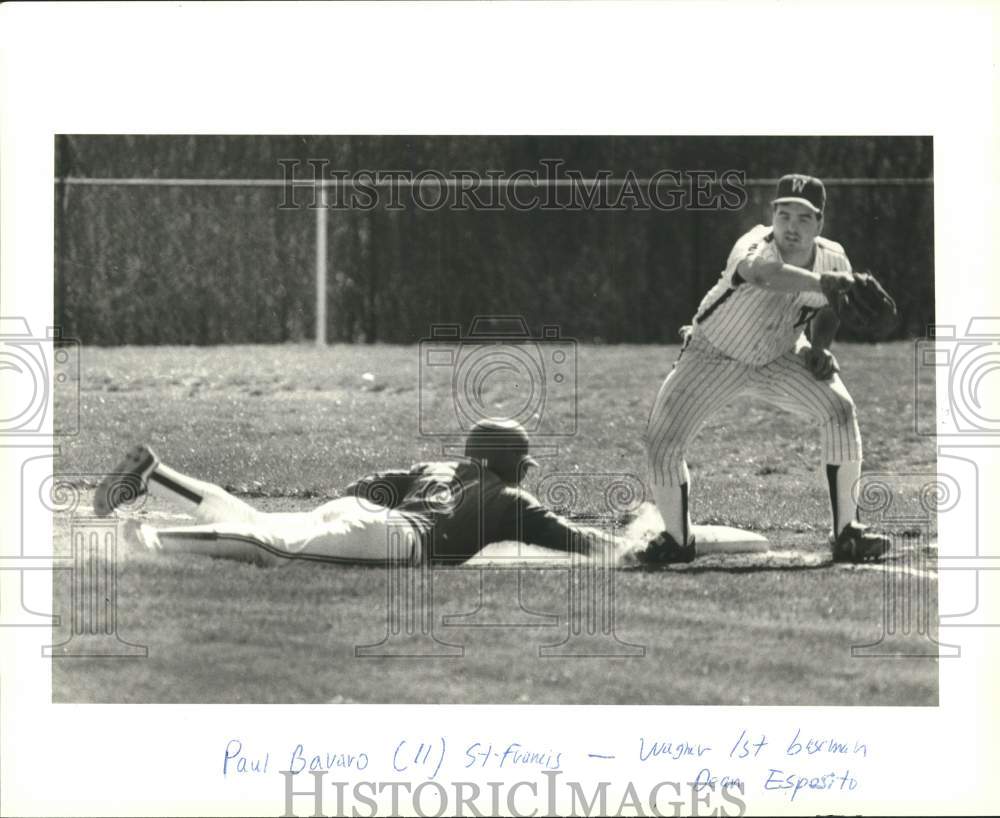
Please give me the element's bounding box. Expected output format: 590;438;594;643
54;136;933;345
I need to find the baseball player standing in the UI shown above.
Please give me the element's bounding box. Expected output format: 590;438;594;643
642;174;890;564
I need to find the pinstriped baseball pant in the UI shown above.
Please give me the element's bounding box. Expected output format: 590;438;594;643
645;334;862;491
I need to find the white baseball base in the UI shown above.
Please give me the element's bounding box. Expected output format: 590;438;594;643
689;524;770;554
622;502;769;555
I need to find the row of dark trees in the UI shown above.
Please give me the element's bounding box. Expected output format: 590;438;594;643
55;136;933;344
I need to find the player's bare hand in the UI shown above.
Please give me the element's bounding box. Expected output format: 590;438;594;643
799;346;840;380
819;271;854;305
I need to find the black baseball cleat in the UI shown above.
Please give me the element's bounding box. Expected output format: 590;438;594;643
93;444;160;516
634;530;696;566
831;522;891;563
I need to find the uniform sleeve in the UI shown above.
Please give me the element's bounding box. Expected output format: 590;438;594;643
343;468;418;509
724;225;776;287
510;491;596;554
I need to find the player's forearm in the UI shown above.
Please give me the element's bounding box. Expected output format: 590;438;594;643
740;258;822;293
530;512;628;557
551;525;619;556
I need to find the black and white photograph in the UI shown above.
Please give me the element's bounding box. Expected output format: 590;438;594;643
49;135;939;707
2;3;998;817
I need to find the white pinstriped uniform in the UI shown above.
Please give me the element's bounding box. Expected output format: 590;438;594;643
646;225;862;491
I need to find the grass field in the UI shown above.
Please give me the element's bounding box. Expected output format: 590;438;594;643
51;341;938;705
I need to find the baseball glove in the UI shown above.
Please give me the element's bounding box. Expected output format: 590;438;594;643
823;271;899;337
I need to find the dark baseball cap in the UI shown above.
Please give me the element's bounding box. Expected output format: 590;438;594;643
771;174;826;214
464;418;539;470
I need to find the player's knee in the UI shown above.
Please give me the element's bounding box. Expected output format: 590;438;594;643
644;432;682;471
644;406;684;455
642;424;658;454
642;424;660;457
